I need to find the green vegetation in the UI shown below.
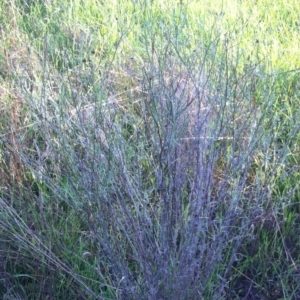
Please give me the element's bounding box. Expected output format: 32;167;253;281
1;0;300;299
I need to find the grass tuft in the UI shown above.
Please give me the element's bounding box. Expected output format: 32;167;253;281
1;0;300;299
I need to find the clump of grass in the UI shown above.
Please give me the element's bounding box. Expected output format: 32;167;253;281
1;0;300;299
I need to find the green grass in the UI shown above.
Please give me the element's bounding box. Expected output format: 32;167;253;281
1;0;300;299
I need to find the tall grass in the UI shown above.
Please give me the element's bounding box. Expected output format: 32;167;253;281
1;0;300;299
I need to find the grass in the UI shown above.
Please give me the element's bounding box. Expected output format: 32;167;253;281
1;0;300;299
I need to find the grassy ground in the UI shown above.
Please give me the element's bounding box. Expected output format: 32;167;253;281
1;0;300;299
